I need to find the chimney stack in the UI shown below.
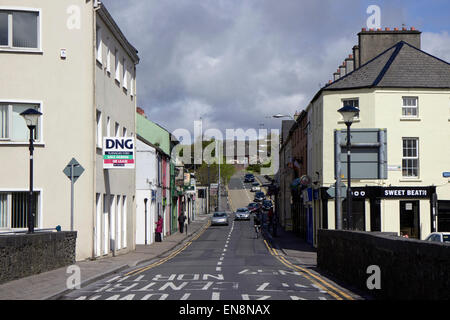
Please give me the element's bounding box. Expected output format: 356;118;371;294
357;27;421;66
333;69;340;81
353;45;360;69
345;54;354;74
339;64;346;77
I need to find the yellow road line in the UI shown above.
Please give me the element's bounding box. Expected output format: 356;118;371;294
263;240;353;300
125;220;211;277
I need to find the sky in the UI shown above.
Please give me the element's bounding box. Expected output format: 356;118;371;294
102;0;450;137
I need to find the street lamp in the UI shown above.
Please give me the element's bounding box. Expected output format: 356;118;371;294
338;104;359;230
20;108;42;234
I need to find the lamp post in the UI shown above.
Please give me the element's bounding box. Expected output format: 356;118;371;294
338;104;359;230
20;108;42;234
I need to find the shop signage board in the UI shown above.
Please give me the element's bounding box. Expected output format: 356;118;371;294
103;137;135;169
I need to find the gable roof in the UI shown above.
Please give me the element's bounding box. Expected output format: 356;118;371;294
324;41;450;91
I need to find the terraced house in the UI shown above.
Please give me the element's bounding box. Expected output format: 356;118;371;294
0;0;139;260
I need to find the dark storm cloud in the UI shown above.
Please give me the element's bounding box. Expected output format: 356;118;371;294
101;0;448;135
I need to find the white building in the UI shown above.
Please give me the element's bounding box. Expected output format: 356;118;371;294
0;0;139;260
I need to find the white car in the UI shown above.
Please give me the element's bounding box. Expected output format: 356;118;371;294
251;186;261;192
235;208;250;221
424;232;450;243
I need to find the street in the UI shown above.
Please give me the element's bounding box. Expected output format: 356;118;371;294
61;172;359;301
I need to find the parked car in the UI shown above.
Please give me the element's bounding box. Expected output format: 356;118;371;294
254;192;265;202
235;208;250;221
251;185;261;192
247;203;260;213
262;200;273;211
211;212;229;226
424;232;450;243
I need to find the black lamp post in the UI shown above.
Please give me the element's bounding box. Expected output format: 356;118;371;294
338;104;359;230
20;108;42;234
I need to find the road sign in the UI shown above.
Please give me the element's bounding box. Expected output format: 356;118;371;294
443;172;450;178
63;158;85;232
103;137;135;169
327;184;348;198
63;158;85;183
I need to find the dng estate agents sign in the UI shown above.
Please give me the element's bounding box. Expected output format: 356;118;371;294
103;137;135;169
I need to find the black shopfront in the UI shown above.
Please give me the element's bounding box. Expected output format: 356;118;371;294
320;186;437;239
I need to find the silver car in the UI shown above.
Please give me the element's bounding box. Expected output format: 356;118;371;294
235;208;250;221
425;232;450;243
211;212;229;226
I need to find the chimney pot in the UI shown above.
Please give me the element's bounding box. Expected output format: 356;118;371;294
411;27;416;31
377;28;382;31
385;27;390;31
349;54;353;59
369;28;374;31
402;27;407;31
394;27;399;31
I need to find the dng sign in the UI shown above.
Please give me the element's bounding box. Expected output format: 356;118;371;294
103;137;135;169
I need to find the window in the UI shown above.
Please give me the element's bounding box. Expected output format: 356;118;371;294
123;127;127;137
123;58;128;90
106;45;111;74
96;26;102;64
402;138;419;178
115;49;120;83
402;97;418;117
342;98;360;119
0;10;40;50
0;192;39;229
114;122;120;137
0;103;41;142
130;71;134;97
96;110;102;148
106;116;111;137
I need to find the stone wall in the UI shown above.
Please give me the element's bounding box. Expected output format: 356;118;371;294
317;230;450;300
0;232;77;285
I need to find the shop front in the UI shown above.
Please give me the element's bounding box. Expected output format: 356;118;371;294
320;186;437;239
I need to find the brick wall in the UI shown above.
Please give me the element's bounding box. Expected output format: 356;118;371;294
0;232;77;285
317;230;450;300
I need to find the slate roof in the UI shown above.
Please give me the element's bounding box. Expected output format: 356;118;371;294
324;41;450;91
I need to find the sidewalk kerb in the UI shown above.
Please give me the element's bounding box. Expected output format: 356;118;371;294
46;217;211;300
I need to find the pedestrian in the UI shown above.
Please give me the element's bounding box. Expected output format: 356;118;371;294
178;214;187;234
268;207;274;228
155;215;163;242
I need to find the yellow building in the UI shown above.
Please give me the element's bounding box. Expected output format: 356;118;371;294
306;29;450;245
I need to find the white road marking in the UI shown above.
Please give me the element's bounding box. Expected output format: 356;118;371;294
212;292;220;300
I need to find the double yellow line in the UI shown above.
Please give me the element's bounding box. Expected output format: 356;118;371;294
263;240;354;301
125;220;211;277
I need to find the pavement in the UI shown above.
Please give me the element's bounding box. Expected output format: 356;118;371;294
0;213;212;300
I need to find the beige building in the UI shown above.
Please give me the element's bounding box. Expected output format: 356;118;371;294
306;29;450;245
0;0;139;261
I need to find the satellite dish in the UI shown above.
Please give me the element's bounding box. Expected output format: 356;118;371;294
300;175;312;186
